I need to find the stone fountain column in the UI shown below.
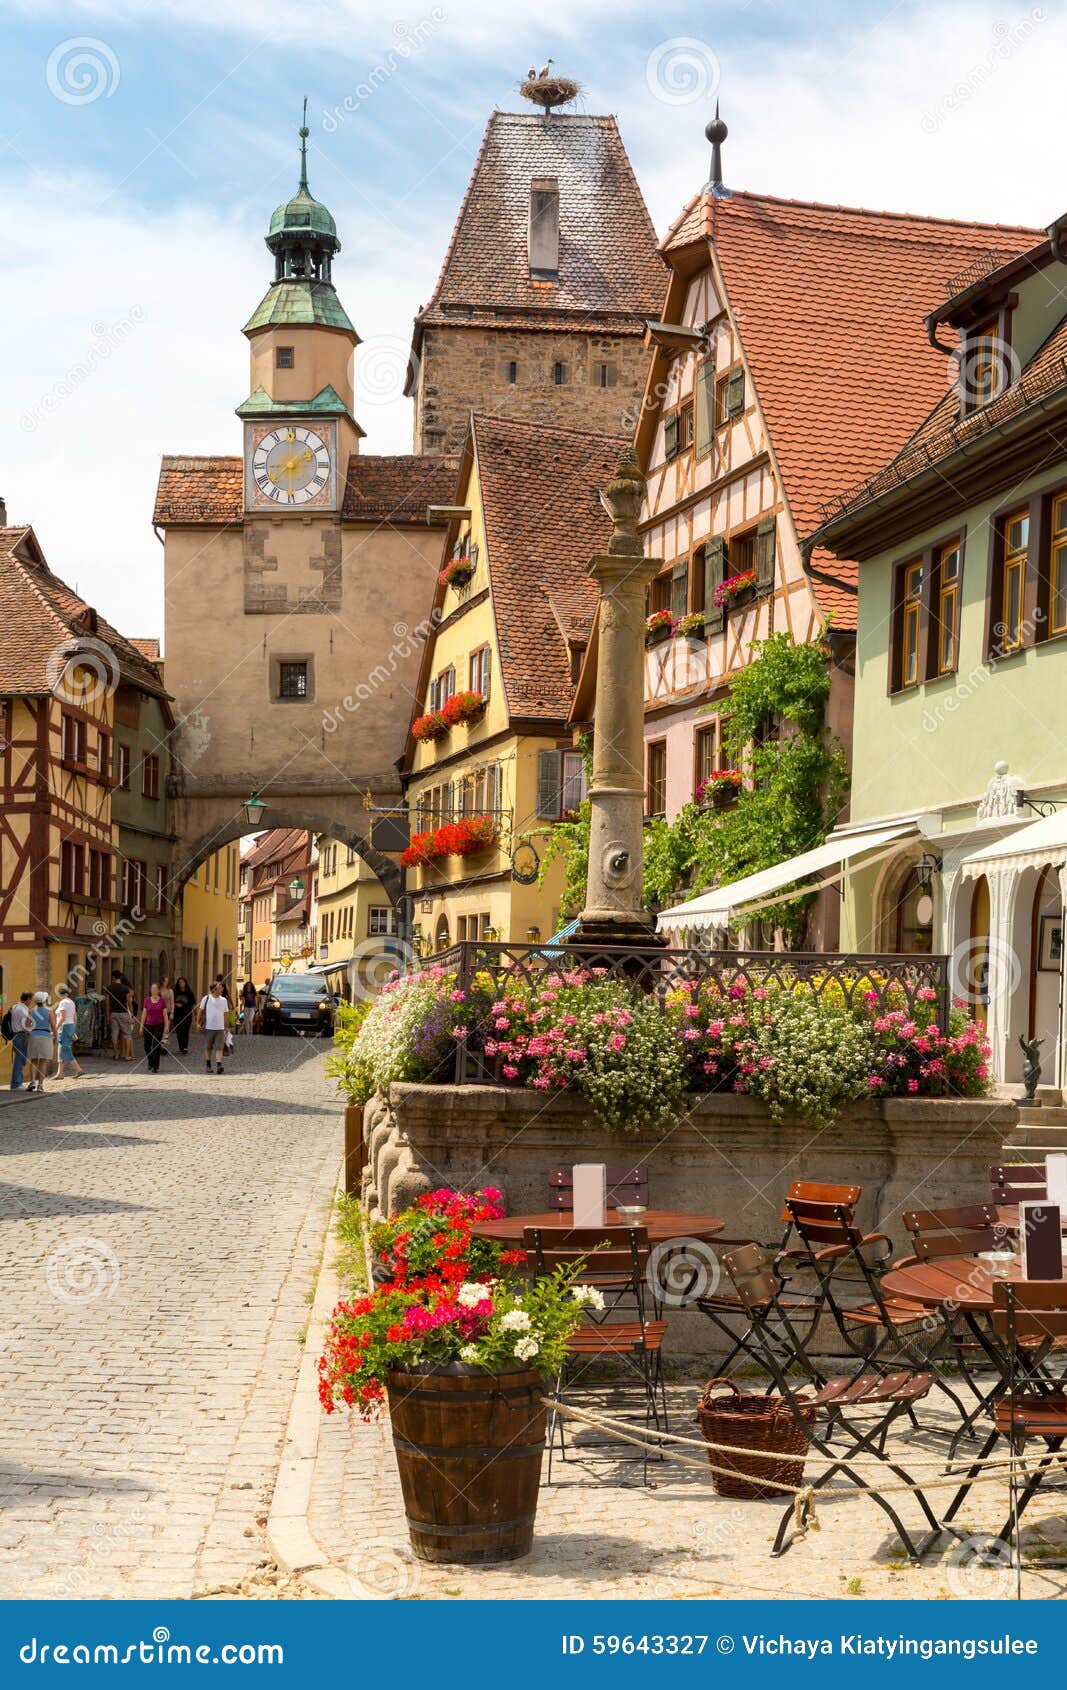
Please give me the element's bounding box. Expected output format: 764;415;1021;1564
574;448;664;946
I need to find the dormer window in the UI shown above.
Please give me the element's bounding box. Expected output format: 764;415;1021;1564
528;177;559;278
958;311;1013;415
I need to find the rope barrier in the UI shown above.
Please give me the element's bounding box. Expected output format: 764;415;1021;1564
540;1396;1067;1508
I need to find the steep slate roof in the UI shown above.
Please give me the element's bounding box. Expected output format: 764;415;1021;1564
411;112;663;352
243;827;310;874
153;454;451;528
661;190;1040;625
0;525;171;700
472;414;622;717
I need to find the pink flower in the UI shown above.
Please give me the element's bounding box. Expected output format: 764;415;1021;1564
564;1047;587;1063
502;1063;519;1080
453;1025;469;1041
907;1078;920;1093
494;1017;510;1030
450;989;467;1002
607;1033;627;1052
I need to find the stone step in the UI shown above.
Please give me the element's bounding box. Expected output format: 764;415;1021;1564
1015;1106;1067;1126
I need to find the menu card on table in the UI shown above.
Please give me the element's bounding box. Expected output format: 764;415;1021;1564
572;1164;607;1228
1046;1152;1067;1213
1020;1201;1064;1280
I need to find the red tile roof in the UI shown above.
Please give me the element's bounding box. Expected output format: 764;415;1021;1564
341;455;456;524
412;112;663;348
0;526;171;699
661;191;1041;627
130;637;161;661
154;454;452;528
471;414;623;718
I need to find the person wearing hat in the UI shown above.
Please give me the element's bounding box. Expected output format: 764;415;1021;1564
25;992;55;1094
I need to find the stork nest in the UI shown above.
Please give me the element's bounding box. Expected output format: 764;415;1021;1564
520;76;581;112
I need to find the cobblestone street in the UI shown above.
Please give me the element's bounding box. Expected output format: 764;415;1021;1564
0;1035;339;1599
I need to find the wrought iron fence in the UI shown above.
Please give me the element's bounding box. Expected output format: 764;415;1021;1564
423;941;950;1086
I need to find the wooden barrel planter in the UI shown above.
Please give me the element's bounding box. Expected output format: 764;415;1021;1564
386;1363;546;1564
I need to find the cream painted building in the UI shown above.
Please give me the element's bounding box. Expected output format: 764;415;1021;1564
311;835;399;996
179;844;240;995
401;415;620;950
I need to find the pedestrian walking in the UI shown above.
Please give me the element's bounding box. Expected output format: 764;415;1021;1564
172;976;196;1055
106;971;134;1062
25;992;55;1093
158;976;176;1057
6;991;32;1091
138;983;170;1073
197;981;230;1075
53;986;85;1079
241;977;258;1035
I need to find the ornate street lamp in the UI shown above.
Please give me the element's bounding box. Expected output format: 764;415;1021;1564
288;875;306;901
242;791;266;828
574;448;664;947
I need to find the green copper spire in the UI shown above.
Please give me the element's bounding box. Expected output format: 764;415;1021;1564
246;101;354;337
298;95;310;193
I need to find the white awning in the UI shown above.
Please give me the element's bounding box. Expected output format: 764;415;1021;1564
657;822;917;934
961;807;1067;879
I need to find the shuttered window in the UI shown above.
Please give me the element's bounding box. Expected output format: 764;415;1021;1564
663;413;679;462
670;562;689;618
695;362;715;456
537;749;586;820
755;515;776;594
703;537;728;632
646;741;667;818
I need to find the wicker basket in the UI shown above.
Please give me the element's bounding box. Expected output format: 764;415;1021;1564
696;1377;816;1499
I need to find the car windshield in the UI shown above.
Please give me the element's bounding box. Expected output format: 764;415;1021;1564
272;977;324;999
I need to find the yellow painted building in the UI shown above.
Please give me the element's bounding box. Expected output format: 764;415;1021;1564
179;843;240;994
314;835;397;992
401;416;621;950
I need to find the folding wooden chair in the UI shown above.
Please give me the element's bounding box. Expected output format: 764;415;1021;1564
524;1224;667;1484
989;1165;1047;1206
697;1180;861;1378
722;1244;942;1560
943;1281;1067;1552
547;1165;649;1211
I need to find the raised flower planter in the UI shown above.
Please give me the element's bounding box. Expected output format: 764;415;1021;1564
400;814;497;867
714;566;758;611
319;1188;599;1563
438;689;487;730
696;769;742;810
645;610;674;646
439;554;475;589
675;612;707;640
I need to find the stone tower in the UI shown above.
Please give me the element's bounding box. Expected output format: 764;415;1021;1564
407;101;666;457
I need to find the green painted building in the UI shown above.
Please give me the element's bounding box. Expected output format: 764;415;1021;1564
809;217;1067;1086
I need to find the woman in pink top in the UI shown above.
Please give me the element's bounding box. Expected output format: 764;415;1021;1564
138;982;170;1073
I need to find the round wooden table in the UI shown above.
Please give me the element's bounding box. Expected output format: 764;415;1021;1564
882;1256;1021;1313
471;1209;724;1246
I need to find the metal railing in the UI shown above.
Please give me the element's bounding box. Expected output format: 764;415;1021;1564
420;941;950;1086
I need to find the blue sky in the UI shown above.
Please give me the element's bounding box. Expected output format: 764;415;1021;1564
0;0;1061;637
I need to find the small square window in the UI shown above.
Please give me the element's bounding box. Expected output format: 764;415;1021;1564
276;346;295;369
276;661;310;700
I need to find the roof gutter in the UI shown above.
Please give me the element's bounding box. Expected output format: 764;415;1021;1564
1048;215;1067;263
800;534;859;597
811;377;1067;558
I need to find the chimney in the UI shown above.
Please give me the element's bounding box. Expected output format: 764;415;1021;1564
0;494;7;526
528;177;559;278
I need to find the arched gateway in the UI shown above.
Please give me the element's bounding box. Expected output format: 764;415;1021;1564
154;117;454;921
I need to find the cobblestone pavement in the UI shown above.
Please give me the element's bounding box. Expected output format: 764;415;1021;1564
306;1241;1067;1602
0;1034;340;1599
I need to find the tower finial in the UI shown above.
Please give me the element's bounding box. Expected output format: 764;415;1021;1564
703;101;730;198
298;96;310;193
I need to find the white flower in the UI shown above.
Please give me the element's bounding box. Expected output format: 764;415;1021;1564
571;1285;605;1310
459;1344;479;1362
457;1282;487;1308
514;1336;540;1361
500;1309;531;1332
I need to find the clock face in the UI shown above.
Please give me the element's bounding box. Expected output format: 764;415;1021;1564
251;426;331;506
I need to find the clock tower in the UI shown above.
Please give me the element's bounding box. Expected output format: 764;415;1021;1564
239;108;364;512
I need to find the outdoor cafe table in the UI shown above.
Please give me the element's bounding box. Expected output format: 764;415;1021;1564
471;1210;725;1247
881;1256;1066;1390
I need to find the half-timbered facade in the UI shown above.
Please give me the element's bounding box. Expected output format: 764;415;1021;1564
622;178;1038;941
0;524;171;1009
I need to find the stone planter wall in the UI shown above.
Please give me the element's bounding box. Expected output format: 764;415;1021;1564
362;1083;1018;1358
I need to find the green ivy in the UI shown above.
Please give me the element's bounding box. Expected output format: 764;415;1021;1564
537;634;849;944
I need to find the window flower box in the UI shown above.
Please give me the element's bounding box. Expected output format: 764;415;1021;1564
674;612;707;640
400;830;446;868
439;555;475;589
713;566;758;609
696;770;742;810
412;712;448;742
645;610;675;647
439;690;487;729
437;813;498;857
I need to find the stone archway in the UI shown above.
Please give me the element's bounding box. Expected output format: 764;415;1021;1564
170;797;402;908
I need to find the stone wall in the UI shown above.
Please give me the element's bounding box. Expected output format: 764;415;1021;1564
413;326;649;456
363;1082;1019;1357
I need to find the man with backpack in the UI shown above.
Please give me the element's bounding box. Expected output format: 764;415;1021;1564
4;992;33;1091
